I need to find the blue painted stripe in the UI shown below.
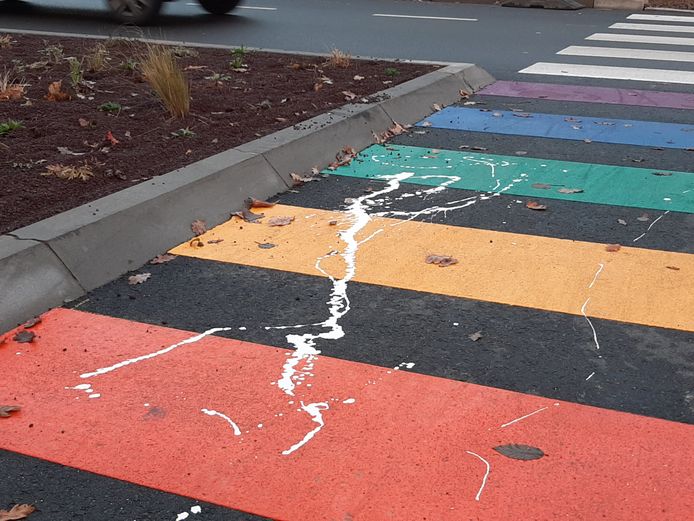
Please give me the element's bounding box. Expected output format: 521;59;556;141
419;108;694;150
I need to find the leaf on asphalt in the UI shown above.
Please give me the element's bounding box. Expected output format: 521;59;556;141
232;209;265;223
636;213;650;222
189;237;204;248
128;273;151;285
245;197;275;209
493;444;545;461
342;90;357;101
149;254;176;264
617;219;627;226
459;89;469;99
22;316;42;329
557;187;583;194
290;172;320;185
425;254;458;267
191;219;207;236
13;331;35;343
432;103;442;112
605;244;621;252
257;242;276;249
0;406;21;418
531;183;552;190
666;265;680;271
267;216;295;227
652;171;672;177
468;331;483;341
526;201;547;211
0;504;36;520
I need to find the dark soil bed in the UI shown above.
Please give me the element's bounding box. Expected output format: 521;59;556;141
0;34;437;234
647;0;694;9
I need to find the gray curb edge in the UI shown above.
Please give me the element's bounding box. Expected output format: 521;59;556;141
0;62;495;333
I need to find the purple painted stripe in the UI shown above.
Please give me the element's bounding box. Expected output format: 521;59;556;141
479;81;694;110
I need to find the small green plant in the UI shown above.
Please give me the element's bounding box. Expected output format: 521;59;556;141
67;57;83;89
0;120;23;136
204;72;232;81
172;46;199;58
384;67;400;78
98;101;122;114
40;43;64;64
121;58;138;72
230;46;247;58
171;127;196;138
229;56;245;69
84;43;109;72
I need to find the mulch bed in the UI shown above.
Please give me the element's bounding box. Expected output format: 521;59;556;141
647;0;694;9
0;34;437;234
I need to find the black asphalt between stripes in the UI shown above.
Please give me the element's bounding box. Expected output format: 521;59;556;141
74;258;694;425
0;450;269;521
274;175;694;254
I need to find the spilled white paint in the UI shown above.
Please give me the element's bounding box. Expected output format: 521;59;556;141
282;402;329;456
581;298;601;351
586;372;596;381
201;408;241;436
342;398;356;404
394;362;415;370
633;211;670;242
588;263;604;289
465;450;491;501
500;406;549;428
190;506;201;514
175;513;189;521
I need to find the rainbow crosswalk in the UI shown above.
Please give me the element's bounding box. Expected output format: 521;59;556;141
1;79;693;520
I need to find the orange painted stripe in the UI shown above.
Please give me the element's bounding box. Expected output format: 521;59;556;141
1;309;692;520
171;204;694;332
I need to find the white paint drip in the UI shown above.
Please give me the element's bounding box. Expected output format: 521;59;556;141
191;506;202;514
175;513;189;521
581;298;601;351
500;406;549;428
343;398;356;404
465;451;490;501
586;372;596;381
201;408;241;436
282;402;329;455
633;211;669;242
588;263;604;289
393;362;415;370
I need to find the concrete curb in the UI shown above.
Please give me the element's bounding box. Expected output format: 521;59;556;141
594;0;644;9
0;63;494;333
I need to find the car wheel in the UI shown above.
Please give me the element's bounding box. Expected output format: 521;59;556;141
107;0;163;24
197;0;240;15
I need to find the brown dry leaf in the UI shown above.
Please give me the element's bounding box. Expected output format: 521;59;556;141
531;183;552;190
42;163;94;182
0;504;36;520
13;331;35;343
558;187;583;194
290;172;320;186
666;265;680;271
189;237;204;248
128;273;151;285
44;80;70;101
22;316;42;329
105;131;120;146
207;239;224;244
432;103;442;112
636;213;650;222
425;254;458;267
78;118;91;128
313;82;323;92
0;85;25;102
605;244;621;252
232;208;265;223
246;197;276;209
526;201;547;211
149;254;176;264
468;331;483;342
0;405;22;418
459;89;470;99
191;219;207;236
342;90;357;101
267;216;295;227
328;220;338;226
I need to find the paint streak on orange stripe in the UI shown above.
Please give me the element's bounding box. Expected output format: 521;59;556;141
171;204;694;332
1;309;692;520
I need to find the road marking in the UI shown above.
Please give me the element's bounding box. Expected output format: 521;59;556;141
586;32;694;46
172;204;694;332
420;106;694;149
519;62;694;85
372;13;477;22
610;22;694;34
558;45;694;62
185;2;277;8
478;80;694;110
628;13;694;23
2;308;693;520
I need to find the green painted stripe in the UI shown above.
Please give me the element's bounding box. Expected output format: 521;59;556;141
331;145;694;213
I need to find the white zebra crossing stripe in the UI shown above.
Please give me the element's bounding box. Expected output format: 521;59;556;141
518;63;694;84
610;23;694;34
557;45;694;63
627;14;694;23
586;33;694;46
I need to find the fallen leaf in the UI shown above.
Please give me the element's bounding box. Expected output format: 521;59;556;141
493;444;545;461
0;84;26;102
313;82;323;92
246;197;275;209
468;331;483;341
605;244;621;252
0;504;36;520
421;121;432;127
525;201;547;211
13;331;35;343
425;254;458;267
191;220;207;236
557;188;583;194
267;216;295;227
328;220;338;226
207;239;224;244
666;265;680;271
57;146;86;156
432;103;442;112
636;213;650;222
44;80;70;101
22;317;42;329
353;75;364;81
531;183;552;190
459;89;469;99
189;238;204;248
290;172;321;185
232;209;265;223
617;219;627;226
78;118;91;128
104;131;119;146
342;90;357;101
0;405;21;418
128;273;151;285
149;254;176;264
652;172;672;177
257;242;276;249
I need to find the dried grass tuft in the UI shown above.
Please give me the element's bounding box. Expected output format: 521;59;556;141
139;44;190;119
326;48;351;69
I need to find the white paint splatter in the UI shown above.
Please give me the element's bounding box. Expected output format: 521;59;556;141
175;513;189;521
342;398;356;404
586;372;596;381
581;298;601;351
588;263;604;289
465;450;490;501
633;211;669;243
88;393;101;399
500;406;548;428
190;506;201;514
282;402;329;456
201;408;241;436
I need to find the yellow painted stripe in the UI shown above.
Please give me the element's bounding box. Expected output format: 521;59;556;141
171;205;694;332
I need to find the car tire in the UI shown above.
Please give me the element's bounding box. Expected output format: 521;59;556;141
107;0;164;24
197;0;240;15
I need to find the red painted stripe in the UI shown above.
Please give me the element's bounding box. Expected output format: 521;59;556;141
1;309;693;520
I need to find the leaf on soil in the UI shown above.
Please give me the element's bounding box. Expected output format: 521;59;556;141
425;254;458;267
493;444;545;461
313;82;323;92
353;75;364;81
57;146;86;156
531;183;552;190
636;213;650;222
557;188;583;194
468;331;483;341
267;216;295;227
128;273;151;285
652;172;672;177
44;80;70;101
78;118;91;128
525;201;547;211
149;254;176;264
22;316;42;329
191;219;207;236
0;405;22;418
245;197;276;209
605;244;621;252
0;85;25;102
13;331;35;343
105;131;120;146
42;163;94;181
617;219;627;226
666;265;680;271
342;90;357;101
232;209;265;223
257;242;276;249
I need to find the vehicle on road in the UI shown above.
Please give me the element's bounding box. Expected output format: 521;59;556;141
107;0;240;24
